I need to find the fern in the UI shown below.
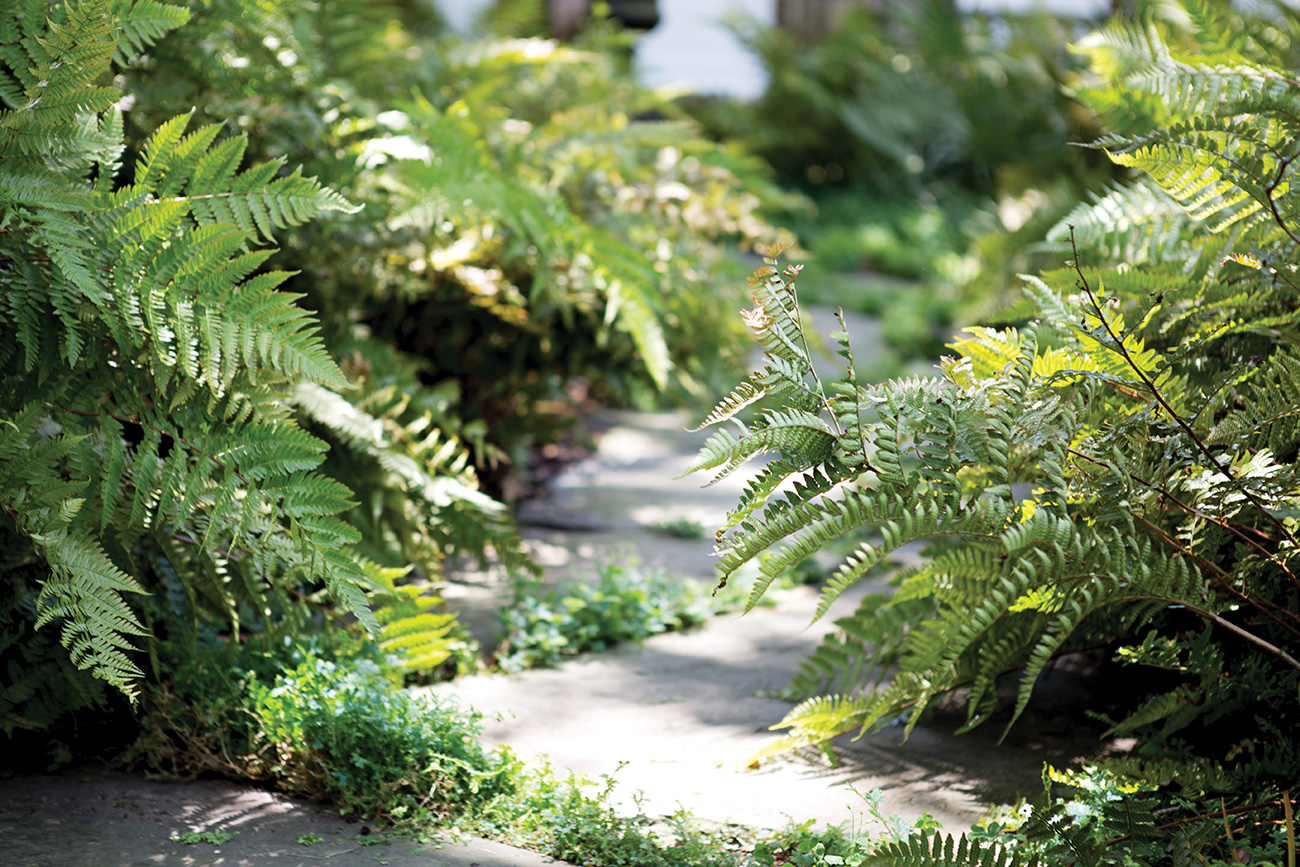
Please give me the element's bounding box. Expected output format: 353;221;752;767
381;98;673;389
861;832;1024;867
689;10;1300;859
0;0;391;703
291;354;537;580
110;0;191;64
367;563;460;674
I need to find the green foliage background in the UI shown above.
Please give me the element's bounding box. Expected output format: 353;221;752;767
681;0;1149;388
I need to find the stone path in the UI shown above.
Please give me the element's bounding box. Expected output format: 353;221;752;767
0;310;1110;864
0;768;558;867
432;403;1108;836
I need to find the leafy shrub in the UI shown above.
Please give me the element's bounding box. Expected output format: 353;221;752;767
125;628;382;780
120;0;786;498
684;2;1300;861
252;657;516;823
495;562;718;671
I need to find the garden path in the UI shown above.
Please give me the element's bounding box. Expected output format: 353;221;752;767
429;310;1111;835
0;768;559;867
0;310;1108;866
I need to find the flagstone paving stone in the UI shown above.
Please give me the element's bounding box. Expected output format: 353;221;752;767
433;407;1108;835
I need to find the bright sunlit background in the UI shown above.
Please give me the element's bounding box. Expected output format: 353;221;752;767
443;0;1110;99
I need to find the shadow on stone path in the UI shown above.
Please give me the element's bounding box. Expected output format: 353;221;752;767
0;766;558;867
431;405;1112;835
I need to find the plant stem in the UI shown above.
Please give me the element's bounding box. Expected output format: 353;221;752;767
1105;799;1285;846
1265;156;1300;247
1193;608;1300;671
785;270;841;436
1286;790;1296;867
1067;228;1300;560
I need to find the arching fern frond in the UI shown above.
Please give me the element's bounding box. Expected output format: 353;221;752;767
110;0;191;65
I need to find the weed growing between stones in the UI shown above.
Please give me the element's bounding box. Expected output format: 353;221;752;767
494;561;721;671
649;517;708;539
170;829;237;845
491;557;810;672
251;658;515;824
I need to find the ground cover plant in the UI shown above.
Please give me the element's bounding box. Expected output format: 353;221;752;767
685;1;1300;862
494;560;721;671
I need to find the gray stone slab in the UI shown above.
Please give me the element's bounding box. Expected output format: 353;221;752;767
424;579;1096;836
0;768;568;867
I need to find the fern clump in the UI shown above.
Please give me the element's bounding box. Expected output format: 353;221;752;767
690;2;1300;861
116;2;785;497
0;0;456;721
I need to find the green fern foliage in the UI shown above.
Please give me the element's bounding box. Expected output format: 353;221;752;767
0;0;380;704
690;3;1300;860
860;832;1023;867
372;579;458;675
290;344;536;581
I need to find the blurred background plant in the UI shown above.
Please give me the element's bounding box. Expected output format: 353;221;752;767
122;0;792;499
682;0;1121;370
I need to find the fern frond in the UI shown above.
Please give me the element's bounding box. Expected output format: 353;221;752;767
31;530;149;701
861;832;1022;867
687;379;766;432
370;569;458;672
109;0;191;65
1049;179;1202;266
0;0;118;159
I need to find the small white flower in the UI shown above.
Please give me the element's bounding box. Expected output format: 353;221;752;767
1064;801;1094;824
